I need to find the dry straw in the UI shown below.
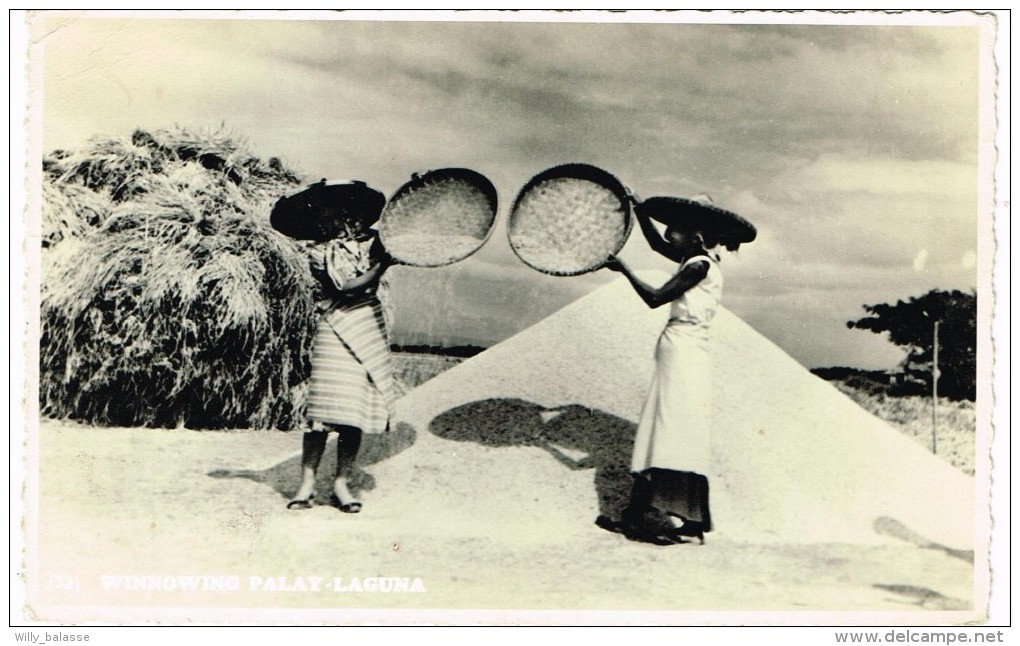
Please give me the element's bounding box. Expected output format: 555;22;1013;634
41;181;109;248
379;168;498;267
39;126;313;429
508;164;632;276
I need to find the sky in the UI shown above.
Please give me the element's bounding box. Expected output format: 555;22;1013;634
26;10;995;370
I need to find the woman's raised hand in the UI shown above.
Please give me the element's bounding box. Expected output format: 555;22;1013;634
306;242;327;274
378;248;399;268
624;186;643;210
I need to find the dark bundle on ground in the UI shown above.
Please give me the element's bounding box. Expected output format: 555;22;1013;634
40;127;314;429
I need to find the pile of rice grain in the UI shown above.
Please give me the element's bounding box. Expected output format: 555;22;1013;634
386;274;976;549
39;127;313;429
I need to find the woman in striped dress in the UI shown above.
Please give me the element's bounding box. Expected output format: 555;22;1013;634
280;189;398;514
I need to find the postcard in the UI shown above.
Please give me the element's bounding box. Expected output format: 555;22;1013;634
11;8;1008;631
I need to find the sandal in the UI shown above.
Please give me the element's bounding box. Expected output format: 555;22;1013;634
329;493;362;514
665;519;706;545
626;526;684;546
286;493;315;510
595;515;627;534
596;515;678;546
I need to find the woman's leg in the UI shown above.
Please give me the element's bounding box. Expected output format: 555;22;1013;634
289;429;328;507
333;425;363;512
622;472;653;523
593;472;677;545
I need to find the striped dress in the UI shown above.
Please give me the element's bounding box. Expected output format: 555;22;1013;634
305;237;397;434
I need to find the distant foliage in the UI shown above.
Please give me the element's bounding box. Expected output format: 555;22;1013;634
811;367;892;397
847;290;976;401
390;353;464;397
391;344;486;358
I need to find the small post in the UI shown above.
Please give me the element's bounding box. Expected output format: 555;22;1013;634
932;320;939;455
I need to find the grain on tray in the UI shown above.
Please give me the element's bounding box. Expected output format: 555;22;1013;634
512;232;617;275
381;178;494;240
384;233;484;267
509;177;627;274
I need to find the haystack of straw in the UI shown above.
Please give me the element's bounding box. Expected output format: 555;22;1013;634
40;127;314;429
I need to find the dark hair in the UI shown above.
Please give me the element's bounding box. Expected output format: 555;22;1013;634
698;229;742;253
700;229;721;249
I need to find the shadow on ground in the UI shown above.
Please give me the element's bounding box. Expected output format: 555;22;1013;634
874;516;974;563
872;583;971;611
208;422;417;502
870;517;973;611
428;398;637;517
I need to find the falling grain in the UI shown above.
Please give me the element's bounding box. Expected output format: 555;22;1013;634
384;234;484;267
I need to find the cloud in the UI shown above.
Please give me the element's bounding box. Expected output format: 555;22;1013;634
792;155;977;198
960;250;977;270
735;290;909;370
34;14;987;370
913;249;929;272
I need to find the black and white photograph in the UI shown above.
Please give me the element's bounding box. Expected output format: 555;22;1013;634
11;8;1008;631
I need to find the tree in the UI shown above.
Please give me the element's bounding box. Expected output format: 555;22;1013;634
847;289;977;401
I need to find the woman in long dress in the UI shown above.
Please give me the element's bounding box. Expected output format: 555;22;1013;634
272;180;398;514
598;195;754;545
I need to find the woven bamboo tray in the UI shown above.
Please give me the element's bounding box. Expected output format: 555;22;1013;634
378;168;498;267
508;163;633;276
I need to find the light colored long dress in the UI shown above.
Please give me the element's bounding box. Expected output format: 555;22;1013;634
305;237;397;434
630;254;722;475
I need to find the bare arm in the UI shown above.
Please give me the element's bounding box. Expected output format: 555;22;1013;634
633;206;689;263
371;235;399;270
337;261;383;290
610;257;709;309
635;209;674;258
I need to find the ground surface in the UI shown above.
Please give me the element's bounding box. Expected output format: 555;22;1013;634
27;418;977;625
24;281;985;625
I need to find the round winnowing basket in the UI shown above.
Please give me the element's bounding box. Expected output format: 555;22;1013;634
378;168;498;267
507;163;633;276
